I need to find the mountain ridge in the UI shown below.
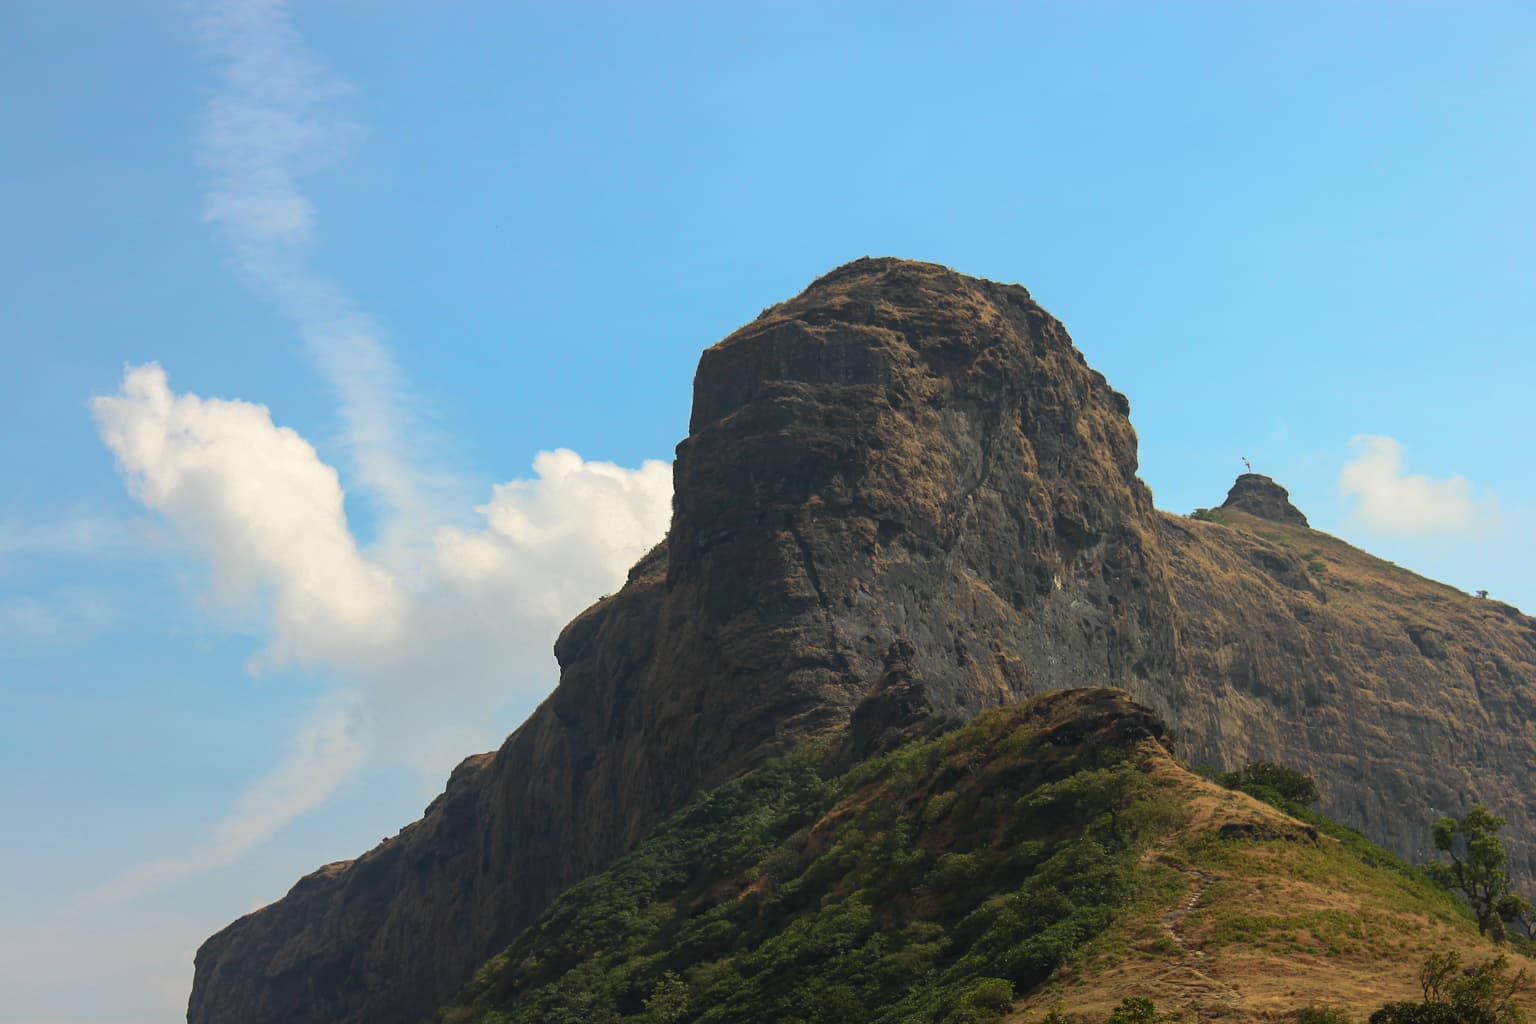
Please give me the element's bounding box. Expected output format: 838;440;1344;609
438;688;1531;1024
188;258;1536;1024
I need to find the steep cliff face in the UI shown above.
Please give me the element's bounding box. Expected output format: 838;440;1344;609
1154;499;1536;879
188;258;1174;1024
188;258;1536;1024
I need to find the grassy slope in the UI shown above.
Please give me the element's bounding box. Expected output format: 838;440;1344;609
1158;504;1536;890
1182;505;1529;636
440;690;1183;1024
1011;753;1530;1022
438;688;1530;1024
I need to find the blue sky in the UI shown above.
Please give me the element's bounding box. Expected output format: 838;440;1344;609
2;3;1533;1021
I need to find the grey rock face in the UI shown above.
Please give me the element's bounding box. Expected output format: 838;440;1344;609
188;259;1536;1024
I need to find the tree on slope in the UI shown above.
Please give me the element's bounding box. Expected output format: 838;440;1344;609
1427;804;1533;943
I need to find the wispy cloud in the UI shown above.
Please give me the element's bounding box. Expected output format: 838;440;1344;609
0;510;134;562
85;0;675;905
196;0;440;541
85;700;365;906
0;586;119;646
1339;434;1498;536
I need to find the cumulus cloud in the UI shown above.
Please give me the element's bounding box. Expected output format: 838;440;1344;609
85;0;675;908
91;365;672;900
1339;435;1497;536
93;365;402;668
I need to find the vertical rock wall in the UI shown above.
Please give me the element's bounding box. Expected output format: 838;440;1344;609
188;259;1536;1024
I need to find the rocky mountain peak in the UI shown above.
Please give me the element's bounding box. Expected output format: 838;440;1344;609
665;256;1172;731
1219;472;1309;526
187;260;1536;1024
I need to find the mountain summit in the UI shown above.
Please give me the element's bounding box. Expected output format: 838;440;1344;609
1220;472;1309;526
188;259;1536;1024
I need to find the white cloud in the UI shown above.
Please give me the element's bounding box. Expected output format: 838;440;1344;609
83;0;672;909
85;701;365;906
197;0;438;543
90;365;672;899
85;0;675;914
1339;434;1497;536
59;4;672;1022
92;365;403;667
197;0;354;259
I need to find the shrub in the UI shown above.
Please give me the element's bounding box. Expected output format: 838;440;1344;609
1297;1007;1354;1024
643;971;689;1024
1036;999;1075;1023
444;703;1189;1024
1368;951;1529;1024
816;986;869;1023
1367;1003;1457;1024
1108;997;1172;1024
962;977;1014;1013
943;986;1014;1024
1218;761;1319;807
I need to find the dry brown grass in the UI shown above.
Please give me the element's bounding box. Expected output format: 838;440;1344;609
1008;750;1536;1023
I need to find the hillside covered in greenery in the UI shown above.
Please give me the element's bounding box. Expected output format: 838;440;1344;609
439;689;1523;1024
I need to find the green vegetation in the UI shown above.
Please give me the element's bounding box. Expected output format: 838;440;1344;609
1215;761;1320;808
442;719;1533;1024
1105;997;1174;1023
1427;806;1534;944
1369;951;1529;1024
441;698;1185;1024
1203;759;1449;894
1031;996;1178;1023
1164;798;1471;963
1297;1007;1355;1024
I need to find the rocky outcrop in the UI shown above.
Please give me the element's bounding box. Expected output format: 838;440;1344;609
188;258;1536;1024
1220;472;1309;525
1155;504;1536;876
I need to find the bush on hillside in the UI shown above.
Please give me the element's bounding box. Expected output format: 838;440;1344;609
1296;1007;1354;1024
1217;761;1319;808
1106;997;1174;1024
1368;1005;1457;1024
1368;951;1528;1024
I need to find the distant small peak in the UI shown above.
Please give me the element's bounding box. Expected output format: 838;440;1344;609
1219;473;1309;527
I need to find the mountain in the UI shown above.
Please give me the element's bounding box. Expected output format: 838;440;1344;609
437;689;1527;1024
188;258;1536;1024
